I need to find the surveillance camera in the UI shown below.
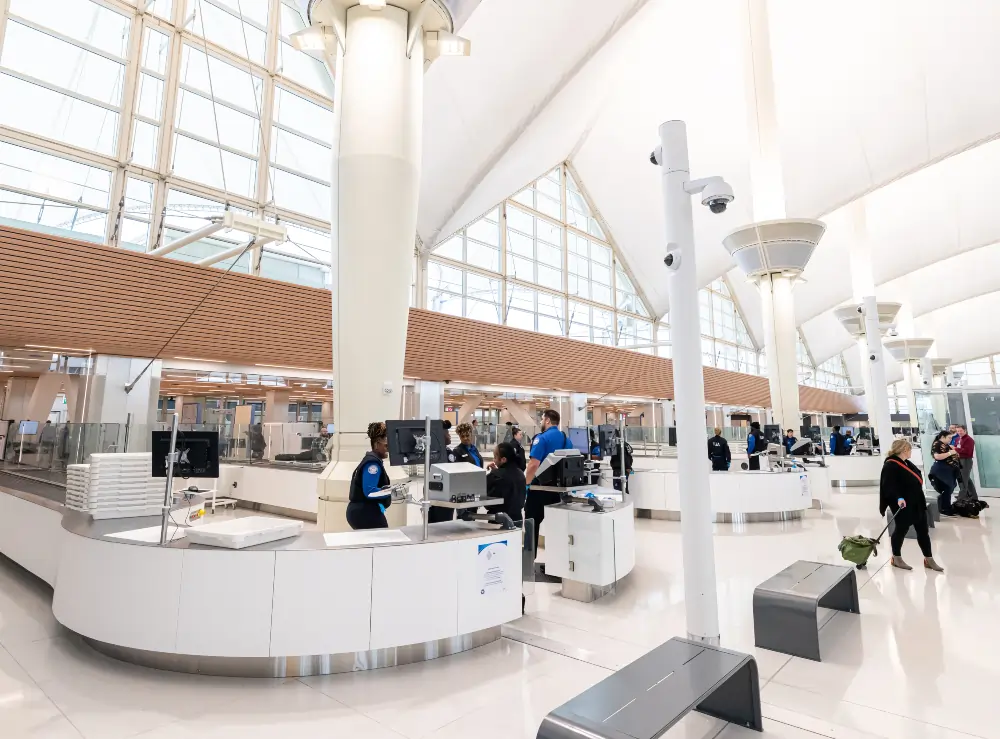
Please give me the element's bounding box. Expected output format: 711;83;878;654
649;146;662;166
663;245;681;272
869;354;877;362
856;306;864;314
701;178;734;214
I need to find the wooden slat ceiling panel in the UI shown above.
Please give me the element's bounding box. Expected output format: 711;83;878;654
0;226;862;413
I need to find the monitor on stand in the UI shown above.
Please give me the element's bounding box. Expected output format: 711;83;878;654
152;431;220;478
386;419;448;467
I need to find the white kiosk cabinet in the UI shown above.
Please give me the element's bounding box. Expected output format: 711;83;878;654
542;501;635;602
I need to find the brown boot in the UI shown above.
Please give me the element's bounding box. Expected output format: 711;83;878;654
924;558;944;572
891;556;912;570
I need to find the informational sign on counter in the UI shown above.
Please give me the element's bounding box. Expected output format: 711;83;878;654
477;540;507;596
800;474;810;500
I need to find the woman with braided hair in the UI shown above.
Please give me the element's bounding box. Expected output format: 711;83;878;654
346;422;393;530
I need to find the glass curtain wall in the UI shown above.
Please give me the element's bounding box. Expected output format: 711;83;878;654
0;0;333;288
427;165;654;347
698;279;761;374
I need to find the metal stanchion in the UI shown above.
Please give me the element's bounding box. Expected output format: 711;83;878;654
422;415;431;541
159;413;179;545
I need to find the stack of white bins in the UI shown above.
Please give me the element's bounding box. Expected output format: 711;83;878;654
64;453;166;520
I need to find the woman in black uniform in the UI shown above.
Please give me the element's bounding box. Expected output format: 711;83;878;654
346;422;393;530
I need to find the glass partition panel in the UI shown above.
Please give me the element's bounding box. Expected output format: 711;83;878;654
967;392;1000;492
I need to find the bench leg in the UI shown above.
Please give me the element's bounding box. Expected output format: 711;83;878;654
696;659;763;732
817;570;860;615
753;594;822;661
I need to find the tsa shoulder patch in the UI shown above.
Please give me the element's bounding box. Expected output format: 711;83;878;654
532;437;541;447
367;465;378;475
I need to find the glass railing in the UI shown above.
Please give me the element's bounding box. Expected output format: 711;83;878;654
0;422;122;474
125;421;334;465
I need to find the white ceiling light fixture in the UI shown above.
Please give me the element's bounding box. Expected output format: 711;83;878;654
360;0;387;9
290;25;342;52
425;30;471;59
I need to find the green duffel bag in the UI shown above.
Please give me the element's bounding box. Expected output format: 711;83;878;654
838;536;877;568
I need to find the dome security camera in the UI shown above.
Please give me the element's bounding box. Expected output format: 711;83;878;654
663;244;681;271
649;146;663;166
699;178;734;214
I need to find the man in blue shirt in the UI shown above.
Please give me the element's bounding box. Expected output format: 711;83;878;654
524;409;573;570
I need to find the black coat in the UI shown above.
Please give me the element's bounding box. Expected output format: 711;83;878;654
879;455;926;520
707;435;731;470
486;462;526;522
509;438;527;472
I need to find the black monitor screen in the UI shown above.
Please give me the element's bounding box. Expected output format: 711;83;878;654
152;431;220;478
598;425;618;456
386;420;448;467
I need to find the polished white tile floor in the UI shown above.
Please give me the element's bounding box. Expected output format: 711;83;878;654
0;487;997;738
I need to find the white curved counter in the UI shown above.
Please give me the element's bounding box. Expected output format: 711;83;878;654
0;486;521;677
825;454;887;486
626;464;813;522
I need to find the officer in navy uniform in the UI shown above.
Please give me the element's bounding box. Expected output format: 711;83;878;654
784;429;798;454
524;409;574;563
707;427;731;471
346;422;393;530
746;421;766;470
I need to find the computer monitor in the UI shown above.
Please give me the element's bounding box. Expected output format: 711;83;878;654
763;424;781;444
152;431;220;478
598;424;618;456
567;427;590;455
326;423;335;434
17;420;38;435
300;436;317;450
386;419;448;466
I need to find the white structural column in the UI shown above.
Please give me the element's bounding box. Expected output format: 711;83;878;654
657;120;720;644
416;380;444;421
570;394;588;428
661;399;674;430
758;274;801;432
332;5;423;454
313;1;440;531
862;297;895;445
731;0;820;433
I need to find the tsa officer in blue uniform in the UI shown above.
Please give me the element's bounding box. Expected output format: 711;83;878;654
784;429;798;454
346;422;393;530
524;409;573;561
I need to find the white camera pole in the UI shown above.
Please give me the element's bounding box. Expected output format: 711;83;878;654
656;120;721;644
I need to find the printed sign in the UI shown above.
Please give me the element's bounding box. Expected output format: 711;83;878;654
477;540;507;596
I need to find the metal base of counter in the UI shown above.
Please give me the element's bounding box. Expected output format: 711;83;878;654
831;479;880;488
561;577;624;603
83;626;500;678
636;509;803;523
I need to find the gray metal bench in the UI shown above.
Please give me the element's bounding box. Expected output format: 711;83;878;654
887;498;938;539
753;560;859;662
536;637;762;738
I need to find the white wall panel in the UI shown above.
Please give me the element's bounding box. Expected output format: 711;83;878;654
175;549;275;657
0;493;62;586
269;548;373;656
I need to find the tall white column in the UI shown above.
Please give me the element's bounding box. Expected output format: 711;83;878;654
417;380;444;421
332;5;422;453
657;120;720;644
314;2;432;531
862;296;895;446
758;274;801;432
570;394;588;428
661;399;675;429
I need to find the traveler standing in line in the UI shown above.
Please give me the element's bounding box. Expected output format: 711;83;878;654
708;428;731;471
747;421;765;470
954;424;979;502
509;426;527;472
929;429;961;516
879;439;943;572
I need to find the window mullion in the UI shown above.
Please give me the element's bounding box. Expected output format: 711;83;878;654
0;0;10;56
108;9;146;246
